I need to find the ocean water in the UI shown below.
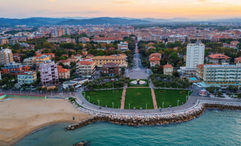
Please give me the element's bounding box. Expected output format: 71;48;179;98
16;110;241;146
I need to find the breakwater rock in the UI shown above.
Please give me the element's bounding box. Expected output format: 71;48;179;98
66;103;241;131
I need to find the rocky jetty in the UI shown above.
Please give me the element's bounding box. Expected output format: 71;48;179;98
66;103;241;131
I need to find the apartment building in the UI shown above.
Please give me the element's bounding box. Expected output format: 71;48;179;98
58;65;70;79
39;61;59;86
186;41;205;69
203;63;241;87
35;54;51;66
76;60;96;78
0;48;14;65
118;41;129;51
17;71;37;85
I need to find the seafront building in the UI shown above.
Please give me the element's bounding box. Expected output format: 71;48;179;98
203;63;241;87
39;61;59;86
92;54;128;68
17;71;37;85
0;48;14;65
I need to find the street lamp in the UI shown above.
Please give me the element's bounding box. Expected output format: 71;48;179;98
129;103;130;109
112;102;114;108
97;100;100;106
162;101;164;108
177;100;179;106
146;104;147;109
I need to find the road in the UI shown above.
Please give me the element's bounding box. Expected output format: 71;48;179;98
126;43;151;79
75;88;241;117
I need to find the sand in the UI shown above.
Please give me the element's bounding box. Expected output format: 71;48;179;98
0;98;91;146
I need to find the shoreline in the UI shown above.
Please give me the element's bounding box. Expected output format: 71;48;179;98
0;98;92;146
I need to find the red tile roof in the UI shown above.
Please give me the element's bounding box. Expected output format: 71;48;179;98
163;64;173;68
78;61;94;65
235;57;241;63
208;54;230;59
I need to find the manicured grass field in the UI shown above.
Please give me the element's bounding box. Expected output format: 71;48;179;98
124;88;153;109
154;89;190;108
83;89;123;108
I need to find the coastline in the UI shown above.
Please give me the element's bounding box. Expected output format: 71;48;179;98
0;98;92;146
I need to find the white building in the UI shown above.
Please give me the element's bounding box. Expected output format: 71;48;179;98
118;42;129;51
203;63;241;87
186;41;205;69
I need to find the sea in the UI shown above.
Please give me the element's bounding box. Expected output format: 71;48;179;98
16;110;241;146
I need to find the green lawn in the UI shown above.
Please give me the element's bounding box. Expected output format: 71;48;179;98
6;95;45;99
124;88;153;109
83;89;123;108
155;89;190;108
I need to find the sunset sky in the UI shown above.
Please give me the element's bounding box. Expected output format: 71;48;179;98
0;0;241;19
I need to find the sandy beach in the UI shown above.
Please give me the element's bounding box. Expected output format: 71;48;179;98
0;98;91;146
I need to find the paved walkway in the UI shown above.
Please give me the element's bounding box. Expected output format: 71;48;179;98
151;88;158;109
120;88;126;109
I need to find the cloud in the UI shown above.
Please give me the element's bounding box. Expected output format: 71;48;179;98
49;0;56;2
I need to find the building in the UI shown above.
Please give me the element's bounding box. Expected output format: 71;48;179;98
92;37;123;44
0;38;9;45
35;54;51;66
1;63;30;75
76;60;96;78
23;57;36;66
196;64;204;79
163;64;174;75
102;63;120;76
17;71;37;85
118;42;129;51
186;41;205;69
207;54;230;64
203;63;241;87
235;57;241;64
39;61;59;86
0;48;14;65
149;53;161;67
58;65;70;79
93;54;128;68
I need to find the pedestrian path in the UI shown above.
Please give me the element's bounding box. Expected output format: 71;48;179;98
151;88;158;109
120;88;126;109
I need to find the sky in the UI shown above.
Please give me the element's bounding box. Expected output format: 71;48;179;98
0;0;241;19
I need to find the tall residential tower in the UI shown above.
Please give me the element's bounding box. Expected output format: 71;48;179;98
0;48;14;65
186;41;205;69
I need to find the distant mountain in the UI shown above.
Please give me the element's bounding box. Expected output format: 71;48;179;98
0;17;241;26
0;17;150;26
60;17;149;25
